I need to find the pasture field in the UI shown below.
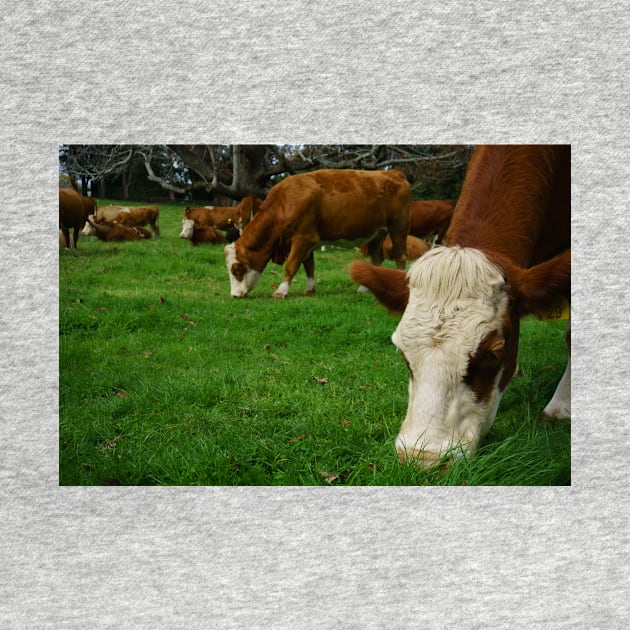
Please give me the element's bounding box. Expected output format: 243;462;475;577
59;200;571;485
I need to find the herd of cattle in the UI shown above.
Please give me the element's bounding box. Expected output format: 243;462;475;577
60;145;571;468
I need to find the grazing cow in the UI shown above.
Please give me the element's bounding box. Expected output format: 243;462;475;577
179;195;262;242
59;188;90;249
82;216;152;241
349;145;570;467
408;199;454;243
357;235;430;261
225;169;411;298
112;205;160;238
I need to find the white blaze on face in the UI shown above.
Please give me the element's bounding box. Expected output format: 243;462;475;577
392;247;509;464
224;243;261;297
179;218;195;239
81;216;96;236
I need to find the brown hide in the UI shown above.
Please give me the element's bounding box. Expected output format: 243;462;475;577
358;235;430;261
235;169;411;279
88;217;152;241
95;205;129;222
409;200;454;242
351;146;570;314
113;206;160;237
59;188;90;249
190;225;227;245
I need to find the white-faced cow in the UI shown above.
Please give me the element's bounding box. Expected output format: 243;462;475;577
225;169;411;298
82;216;152;241
408;199;454;244
59;188;90;249
349;145;570;467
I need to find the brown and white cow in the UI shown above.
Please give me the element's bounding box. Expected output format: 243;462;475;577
112;206;160;238
179;195;262;242
357;234;430;262
225;169;411;298
408;199;454;243
349;145;570;467
82;216;152;241
59;188;90;249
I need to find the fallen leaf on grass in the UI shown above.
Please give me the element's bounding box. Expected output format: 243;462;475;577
319;471;340;484
313;376;328;384
115;390;129;399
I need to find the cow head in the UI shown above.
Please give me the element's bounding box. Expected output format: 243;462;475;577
179;218;195;239
349;246;570;467
82;215;97;236
224;243;262;297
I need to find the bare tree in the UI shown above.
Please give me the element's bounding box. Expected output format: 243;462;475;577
60;144;473;202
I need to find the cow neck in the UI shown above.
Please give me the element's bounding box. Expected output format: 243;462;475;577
237;208;275;272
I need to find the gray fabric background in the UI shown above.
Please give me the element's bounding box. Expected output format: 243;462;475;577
1;1;628;627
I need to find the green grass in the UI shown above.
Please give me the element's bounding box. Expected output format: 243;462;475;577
59;199;570;485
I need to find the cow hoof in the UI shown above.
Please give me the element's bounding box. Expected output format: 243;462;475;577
304;289;316;296
272;292;286;299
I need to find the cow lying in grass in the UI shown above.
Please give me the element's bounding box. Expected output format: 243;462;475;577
82;216;152;241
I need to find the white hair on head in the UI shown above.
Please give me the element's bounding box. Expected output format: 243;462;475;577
406;246;505;306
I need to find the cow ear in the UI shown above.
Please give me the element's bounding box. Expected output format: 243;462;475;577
349;261;409;314
510;249;571;315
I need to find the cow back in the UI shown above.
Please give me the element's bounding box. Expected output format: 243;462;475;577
447;145;570;267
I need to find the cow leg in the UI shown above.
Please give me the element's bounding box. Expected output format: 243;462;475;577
152;220;160;239
387;221;408;270
71;226;80;249
273;239;313;298
61;227;72;249
302;252;316;296
543;317;571;419
366;234;385;266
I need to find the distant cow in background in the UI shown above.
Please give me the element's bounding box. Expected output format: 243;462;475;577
180;194;262;243
92;204;159;238
409;199;454;243
357;234;430;261
59;188;90;249
187;225;227;246
112;206;160;238
82;216;152;241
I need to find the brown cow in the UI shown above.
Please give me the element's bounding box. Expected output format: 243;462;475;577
112;206;160;238
225;169;410;298
83;216;152;241
357;235;430;261
59;188;90;249
408;199;454;243
349;145;570;467
179;195;262;242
